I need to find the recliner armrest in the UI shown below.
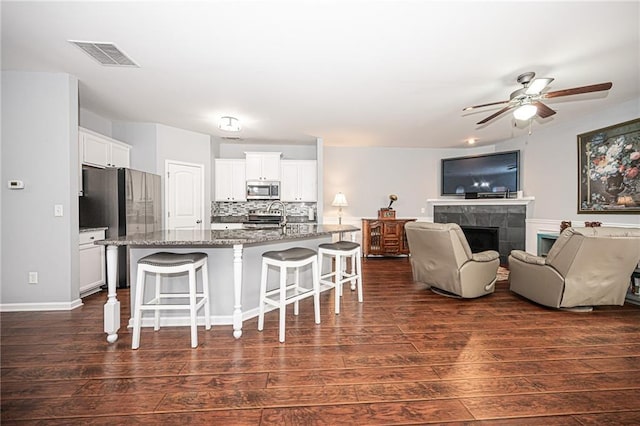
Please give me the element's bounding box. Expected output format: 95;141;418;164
472;250;500;262
510;249;546;265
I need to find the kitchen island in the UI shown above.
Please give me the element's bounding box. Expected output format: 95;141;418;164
97;224;358;343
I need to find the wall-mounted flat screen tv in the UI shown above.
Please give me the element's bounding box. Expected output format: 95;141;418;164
441;150;520;196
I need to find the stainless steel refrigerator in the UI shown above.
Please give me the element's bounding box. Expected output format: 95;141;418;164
80;167;162;287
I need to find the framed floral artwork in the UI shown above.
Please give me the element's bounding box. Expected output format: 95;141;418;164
578;118;640;213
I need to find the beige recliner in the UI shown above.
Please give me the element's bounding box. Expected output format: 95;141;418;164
509;227;640;309
404;222;500;298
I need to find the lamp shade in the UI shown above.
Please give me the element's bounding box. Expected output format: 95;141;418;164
332;192;348;207
513;104;537;121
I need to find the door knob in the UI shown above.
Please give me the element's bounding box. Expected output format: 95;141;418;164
196;219;202;224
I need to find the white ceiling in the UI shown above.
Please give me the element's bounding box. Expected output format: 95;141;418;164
2;1;639;148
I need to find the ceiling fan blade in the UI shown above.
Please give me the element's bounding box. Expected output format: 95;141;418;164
476;105;515;125
463;100;509;111
543;82;613;99
532;101;556;118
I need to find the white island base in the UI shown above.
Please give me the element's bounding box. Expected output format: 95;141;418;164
99;226;356;343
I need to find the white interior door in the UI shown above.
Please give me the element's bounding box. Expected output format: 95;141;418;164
166;161;204;231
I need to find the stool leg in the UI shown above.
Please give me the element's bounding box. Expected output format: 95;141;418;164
349;252;357;290
201;262;211;330
356;249;363;302
258;260;268;332
312;257;321;325
188;266;198;348
335;253;342;314
293;267;299;316
132;266;146;350
154;273;161;331
279;264;287;343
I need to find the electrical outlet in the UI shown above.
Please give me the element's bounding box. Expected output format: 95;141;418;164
28;272;38;284
421;207;425;213
54;204;63;217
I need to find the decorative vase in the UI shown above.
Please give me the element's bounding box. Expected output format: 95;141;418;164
605;172;625;197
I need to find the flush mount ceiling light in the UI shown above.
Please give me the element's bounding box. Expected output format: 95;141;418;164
513;103;538;121
218;116;241;132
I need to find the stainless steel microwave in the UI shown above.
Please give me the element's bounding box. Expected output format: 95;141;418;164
246;181;280;200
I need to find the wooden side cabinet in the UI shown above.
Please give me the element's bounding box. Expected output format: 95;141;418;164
362;218;416;257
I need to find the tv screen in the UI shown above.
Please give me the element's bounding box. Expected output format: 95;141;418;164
441;151;519;195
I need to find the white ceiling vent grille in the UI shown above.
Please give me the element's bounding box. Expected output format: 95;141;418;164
69;41;138;67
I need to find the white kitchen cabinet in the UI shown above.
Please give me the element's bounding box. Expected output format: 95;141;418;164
79;229;106;297
245;152;281;181
215;159;247;201
280;160;317;202
79;127;131;169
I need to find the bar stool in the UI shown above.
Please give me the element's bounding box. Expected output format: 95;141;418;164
131;252;211;349
258;247;320;343
318;241;363;314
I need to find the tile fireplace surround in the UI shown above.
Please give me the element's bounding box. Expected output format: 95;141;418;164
431;199;531;265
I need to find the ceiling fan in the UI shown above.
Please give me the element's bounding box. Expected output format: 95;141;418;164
463;72;613;125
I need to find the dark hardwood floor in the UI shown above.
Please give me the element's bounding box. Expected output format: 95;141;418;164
2;258;640;425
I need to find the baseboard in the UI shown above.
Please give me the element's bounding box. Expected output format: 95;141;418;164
0;298;83;312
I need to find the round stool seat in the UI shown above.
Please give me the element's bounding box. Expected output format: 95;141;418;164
318;241;360;251
263;247;317;262
138;252;208;266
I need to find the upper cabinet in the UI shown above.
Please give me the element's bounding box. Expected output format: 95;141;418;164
214;159;247;201
79;127;131;169
245;152;281;181
280;160;317;202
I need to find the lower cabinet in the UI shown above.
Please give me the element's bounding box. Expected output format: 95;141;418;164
79;229;106;297
362;218;416;257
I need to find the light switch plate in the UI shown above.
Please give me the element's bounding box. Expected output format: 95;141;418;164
54;205;63;217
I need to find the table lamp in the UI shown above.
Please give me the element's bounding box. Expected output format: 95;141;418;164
332;192;348;224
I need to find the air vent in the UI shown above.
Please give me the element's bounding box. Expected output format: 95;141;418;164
221;136;243;141
69;41;138;67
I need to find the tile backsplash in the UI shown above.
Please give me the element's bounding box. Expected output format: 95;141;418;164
212;201;317;222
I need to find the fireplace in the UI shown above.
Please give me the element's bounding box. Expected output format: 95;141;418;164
434;204;526;265
460;225;499;253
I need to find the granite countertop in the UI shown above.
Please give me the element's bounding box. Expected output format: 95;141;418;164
96;224;358;247
80;227;109;233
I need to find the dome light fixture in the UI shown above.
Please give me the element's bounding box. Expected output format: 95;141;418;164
513;103;537;121
218;116;241;132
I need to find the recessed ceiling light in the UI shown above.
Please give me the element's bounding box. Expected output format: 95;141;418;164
467;138;476;145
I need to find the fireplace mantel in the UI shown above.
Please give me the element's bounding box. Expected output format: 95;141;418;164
427;197;535;207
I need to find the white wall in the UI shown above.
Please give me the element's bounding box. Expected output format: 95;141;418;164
112;122;158;174
79;108;112;137
323;99;640;230
322;145;492;221
219;142;317;160
1;71;81;309
495;98;640;226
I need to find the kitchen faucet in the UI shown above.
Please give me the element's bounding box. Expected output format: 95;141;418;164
267;201;287;227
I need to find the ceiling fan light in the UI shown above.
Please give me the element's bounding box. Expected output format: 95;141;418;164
525;77;554;95
218;116;241;132
513;104;537;120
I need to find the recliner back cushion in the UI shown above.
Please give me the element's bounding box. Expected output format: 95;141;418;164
546;227;640;307
405;222;472;290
